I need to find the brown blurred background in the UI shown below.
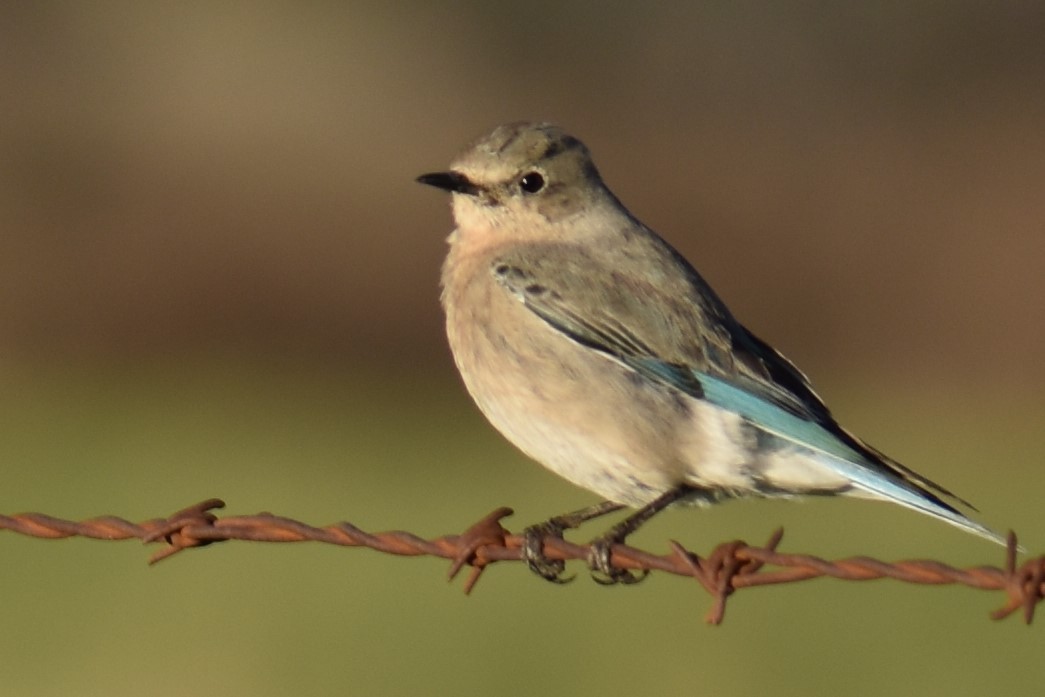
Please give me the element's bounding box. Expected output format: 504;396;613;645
2;2;1043;383
1;3;1043;697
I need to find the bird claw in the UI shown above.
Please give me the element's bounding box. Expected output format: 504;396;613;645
522;522;575;584
588;537;648;585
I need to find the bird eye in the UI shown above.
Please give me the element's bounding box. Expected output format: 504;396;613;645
519;171;545;194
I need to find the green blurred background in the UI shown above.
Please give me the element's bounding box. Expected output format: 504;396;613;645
2;2;1043;695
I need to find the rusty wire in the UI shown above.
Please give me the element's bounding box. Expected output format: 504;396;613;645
2;498;1042;625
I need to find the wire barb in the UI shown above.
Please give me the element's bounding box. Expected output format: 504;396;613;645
2;499;1041;625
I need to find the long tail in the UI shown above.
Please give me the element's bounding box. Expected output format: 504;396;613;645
696;371;1008;546
813;453;1007;546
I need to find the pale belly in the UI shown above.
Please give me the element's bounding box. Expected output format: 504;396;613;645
443;275;850;507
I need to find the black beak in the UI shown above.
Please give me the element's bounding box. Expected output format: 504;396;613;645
415;171;480;196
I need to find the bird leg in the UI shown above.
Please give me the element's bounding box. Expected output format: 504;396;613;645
522;500;624;583
588;485;705;585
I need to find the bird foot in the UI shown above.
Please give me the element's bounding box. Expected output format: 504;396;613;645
522;520;575;584
587;535;649;585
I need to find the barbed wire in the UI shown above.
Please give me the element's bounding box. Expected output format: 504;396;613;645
2;498;1041;625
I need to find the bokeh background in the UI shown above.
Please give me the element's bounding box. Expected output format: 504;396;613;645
2;2;1043;695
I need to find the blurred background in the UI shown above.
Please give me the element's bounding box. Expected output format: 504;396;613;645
2;2;1042;695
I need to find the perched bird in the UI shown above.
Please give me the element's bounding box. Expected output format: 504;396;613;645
418;122;1005;583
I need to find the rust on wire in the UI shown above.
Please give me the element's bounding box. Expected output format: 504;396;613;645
2;499;1042;625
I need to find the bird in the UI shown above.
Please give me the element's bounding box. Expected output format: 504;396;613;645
417;121;1005;583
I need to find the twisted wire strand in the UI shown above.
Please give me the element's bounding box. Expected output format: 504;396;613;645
2;499;1041;625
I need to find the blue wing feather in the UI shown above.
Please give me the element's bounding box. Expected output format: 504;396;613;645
496;255;1006;546
693;371;1007;545
617;360;1006;546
